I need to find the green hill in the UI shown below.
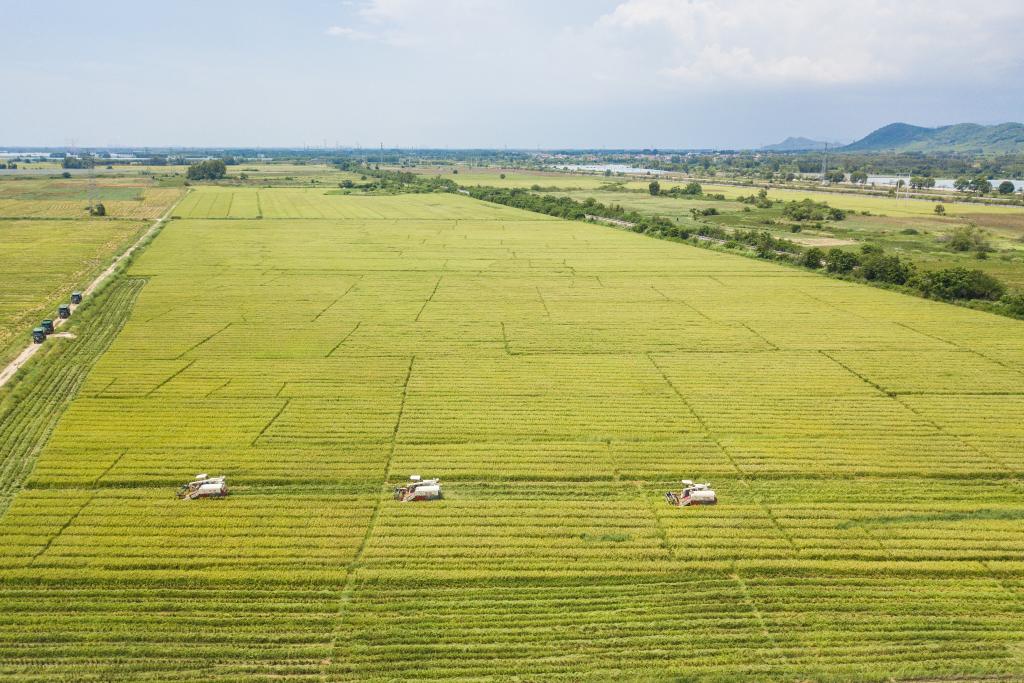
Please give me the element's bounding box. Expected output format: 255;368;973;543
761;136;831;151
843;122;1024;153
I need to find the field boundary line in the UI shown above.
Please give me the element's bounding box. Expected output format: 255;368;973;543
650;285;715;321
535;286;551;317
92;451;127;486
326;322;361;357
740;322;779;350
0;191;187;390
29;492;95;565
893;320;960;348
647;352;798;554
320;354;415;679
729;570;790;667
819;350;891;396
633;481;675;561
250;398;291;446
893;395;1018;475
312;279;359;322
146;359;196;397
415;276;443;322
499;321;513;355
174;322;232;360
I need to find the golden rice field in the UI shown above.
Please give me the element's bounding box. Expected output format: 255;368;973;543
0;219;147;365
0;177;183;220
0;187;1023;681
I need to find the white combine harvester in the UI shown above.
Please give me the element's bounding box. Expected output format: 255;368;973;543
666;480;717;507
394;475;442;502
176;474;228;500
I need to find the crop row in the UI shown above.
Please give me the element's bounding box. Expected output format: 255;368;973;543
0;278;145;514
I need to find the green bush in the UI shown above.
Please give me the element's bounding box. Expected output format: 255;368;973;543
913;267;1006;301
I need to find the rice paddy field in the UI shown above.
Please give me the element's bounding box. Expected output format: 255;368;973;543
0;176;183;365
1;186;1023;680
549;183;1024;288
0;219;148;365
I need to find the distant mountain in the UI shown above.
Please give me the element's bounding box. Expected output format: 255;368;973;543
843;122;1024;153
761;136;832;151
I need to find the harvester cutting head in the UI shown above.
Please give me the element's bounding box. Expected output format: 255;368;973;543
177;473;228;500
394;474;442;502
666;480;717;507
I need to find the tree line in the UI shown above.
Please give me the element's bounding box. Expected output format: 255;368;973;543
466;186;1023;318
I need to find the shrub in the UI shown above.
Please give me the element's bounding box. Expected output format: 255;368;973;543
914;267;1006;301
945;225;991;253
800;247;825;269
825;248;859;274
783;199;845;221
1000;292;1024;316
859;250;913;285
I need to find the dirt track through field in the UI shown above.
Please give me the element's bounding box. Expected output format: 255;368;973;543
0;194;186;390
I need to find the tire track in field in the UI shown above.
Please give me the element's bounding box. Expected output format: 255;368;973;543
320;353;415;680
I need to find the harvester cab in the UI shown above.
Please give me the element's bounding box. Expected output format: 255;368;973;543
32;327;46;344
394;475;442;502
666;480;717;507
70;291;83;305
177;473;228;500
58;305;71;319
41;319;55;334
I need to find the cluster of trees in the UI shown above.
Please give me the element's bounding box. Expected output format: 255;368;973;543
915;267;1006;301
61;156;93;169
800;243;1005;301
186;159;227;181
0;162;16;169
782;199;846;221
369;168;457;193
581;150;1024;184
737;188;773;208
648;180;705;197
952;175;994;194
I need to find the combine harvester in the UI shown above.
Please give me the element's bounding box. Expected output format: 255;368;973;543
394;475;442;502
177;474;228;500
666;480;717;507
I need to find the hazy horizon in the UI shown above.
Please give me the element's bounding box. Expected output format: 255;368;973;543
3;0;1023;149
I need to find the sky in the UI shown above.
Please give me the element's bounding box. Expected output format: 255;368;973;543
2;0;1023;149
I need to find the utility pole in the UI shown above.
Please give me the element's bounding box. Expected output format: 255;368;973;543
820;143;829;185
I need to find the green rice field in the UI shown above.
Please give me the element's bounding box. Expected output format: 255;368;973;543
0;219;148;365
1;187;1023;680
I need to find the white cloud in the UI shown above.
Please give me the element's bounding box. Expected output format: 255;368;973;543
587;0;1024;88
325;25;371;40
